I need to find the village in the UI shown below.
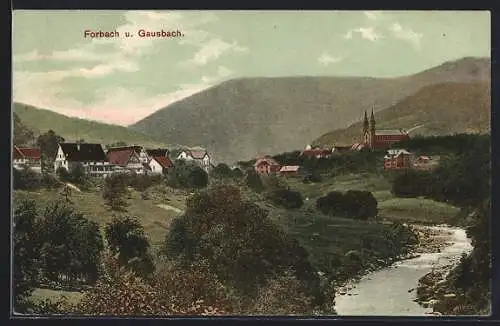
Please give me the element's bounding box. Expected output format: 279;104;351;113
12;109;437;179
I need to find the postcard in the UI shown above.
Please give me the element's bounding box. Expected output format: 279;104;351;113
11;10;491;317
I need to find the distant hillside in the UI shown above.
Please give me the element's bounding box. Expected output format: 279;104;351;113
131;57;490;164
13;103;168;148
313;82;491;147
13;112;36;146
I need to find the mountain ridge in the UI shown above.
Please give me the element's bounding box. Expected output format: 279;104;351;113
131;57;490;164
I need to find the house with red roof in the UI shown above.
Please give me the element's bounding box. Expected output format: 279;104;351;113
149;156;174;176
106;146;147;174
176;148;211;172
300;146;332;159
254;157;281;174
13;145;42;172
383;149;414;170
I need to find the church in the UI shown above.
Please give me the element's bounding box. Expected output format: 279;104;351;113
363;109;410;149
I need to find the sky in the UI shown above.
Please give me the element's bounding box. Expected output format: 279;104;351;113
12;10;491;126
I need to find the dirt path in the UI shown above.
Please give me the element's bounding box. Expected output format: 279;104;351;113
65;183;82;192
156;204;183;214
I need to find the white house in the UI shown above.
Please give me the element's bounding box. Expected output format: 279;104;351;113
177;149;211;172
148;156;174;176
54;143;114;177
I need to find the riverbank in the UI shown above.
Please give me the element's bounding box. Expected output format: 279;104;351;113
335;224;472;316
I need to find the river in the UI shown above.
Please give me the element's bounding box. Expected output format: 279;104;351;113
334;225;473;316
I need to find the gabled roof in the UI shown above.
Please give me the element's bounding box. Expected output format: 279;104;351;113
17;147;41;159
59;143;107;161
188;150;208;159
13;146;24;160
280;165;300;172
146;148;169;157
107;149;136;166
106;146;143;155
152;156;174;169
254;157;280;167
301;148;331;156
375;129;408;136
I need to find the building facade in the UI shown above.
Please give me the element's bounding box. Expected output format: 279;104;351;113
363;109;410;150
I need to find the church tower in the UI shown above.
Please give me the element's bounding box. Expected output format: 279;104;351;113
369;108;376;148
363;110;369;145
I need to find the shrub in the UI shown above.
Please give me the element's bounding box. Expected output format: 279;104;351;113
104;215;155;279
316;190;378;220
102;173;128;211
13;167;41;190
245;170;265;193
266;188;304;209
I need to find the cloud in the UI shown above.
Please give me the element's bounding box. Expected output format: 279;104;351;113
344;27;382;41
364;11;380;20
318;52;343;66
389;22;422;49
13;65;234;126
190;38;247;66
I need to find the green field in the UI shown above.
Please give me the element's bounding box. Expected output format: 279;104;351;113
13;186;188;248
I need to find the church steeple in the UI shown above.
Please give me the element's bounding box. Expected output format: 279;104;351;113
363;110;369;135
370;108;376;135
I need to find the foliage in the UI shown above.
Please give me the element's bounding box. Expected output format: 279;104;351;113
102;173;129;211
161;185;324;304
154;259;239;314
211;163;233;179
266;188;304;209
13;167;42;190
316;190;378;220
36;130;65;171
390;134;490;207
128;174;162;192
166;161;208;189
251;269;336;315
41;173;62;190
244;169;265;193
391;170;434;198
13;199;42;311
74;254;166;316
187;166;209;189
104;215;155;279
38;201;104;284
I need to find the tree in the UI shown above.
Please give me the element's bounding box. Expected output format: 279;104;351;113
13;199;42;311
342;190;378;220
266;189;304;209
245;170;264;193
13;112;35;146
187;167;209;189
69;162;87;185
56;166;70;182
211;163;233;179
102;173;128;211
161;185;325;305
316;191;345;216
38;202;104;284
36;130;65;172
104;215;155;278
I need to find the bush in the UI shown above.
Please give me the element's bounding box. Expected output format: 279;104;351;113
316;190;378;220
266;188;304;209
56;167;70;182
13;167;42;190
187;167;209;189
38;201;104;284
102;173;129;211
13;199;42;311
104;215;155;279
245;170;264;193
41;173;62;189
